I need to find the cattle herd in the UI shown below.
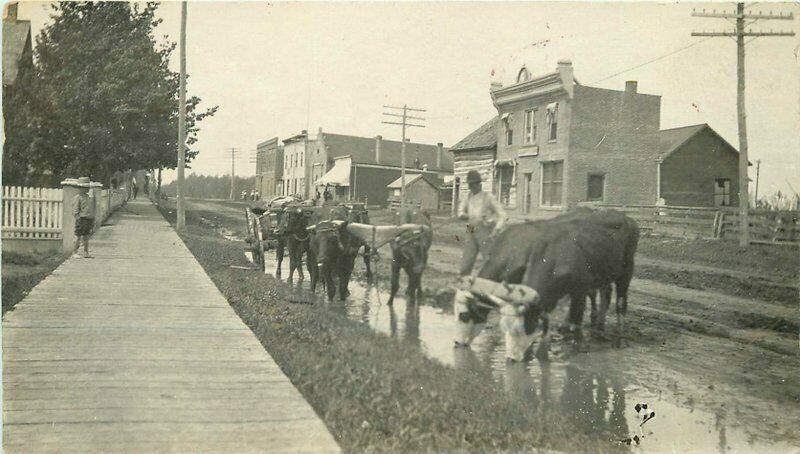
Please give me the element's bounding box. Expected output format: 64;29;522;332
246;198;640;363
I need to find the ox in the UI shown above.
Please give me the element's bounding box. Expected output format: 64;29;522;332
455;209;639;362
387;209;433;306
306;206;363;301
281;205;313;283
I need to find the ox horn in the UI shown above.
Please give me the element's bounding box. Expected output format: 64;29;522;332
306;225;317;233
331;220;345;227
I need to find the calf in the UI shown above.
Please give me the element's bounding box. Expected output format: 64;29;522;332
387;209;433;306
504;210;639;361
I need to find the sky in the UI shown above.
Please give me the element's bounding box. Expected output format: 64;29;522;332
15;1;800;198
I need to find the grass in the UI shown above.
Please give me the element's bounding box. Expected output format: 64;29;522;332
157;202;617;452
2;249;69;315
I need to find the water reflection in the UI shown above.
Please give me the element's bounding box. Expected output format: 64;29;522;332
249;247;797;453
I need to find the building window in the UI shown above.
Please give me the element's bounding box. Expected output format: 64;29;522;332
546;102;558;141
524;110;534;144
517;66;531;83
506;127;513;146
714;178;731;206
587;174;605;201
541;161;563;207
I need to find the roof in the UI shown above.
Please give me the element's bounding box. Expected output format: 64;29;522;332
656;123;740;159
322;133;452;172
2;19;32;87
656;124;708;157
450;117;498;152
386;173;440;189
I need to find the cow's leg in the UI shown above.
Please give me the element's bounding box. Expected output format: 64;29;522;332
615;278;631;342
415;271;423;302
595;285;612;334
287;242;295;284
275;241;284;279
338;255;356;302
566;292;587;338
297;243;306;281
453;290;486;347
387;258;401;306
535;314;551;361
500;303;534;363
589;291;599;329
406;270;420;305
308;260;318;293
363;246;373;284
323;266;336;301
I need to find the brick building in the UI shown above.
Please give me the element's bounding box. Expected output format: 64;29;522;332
255;137;284;199
282;131;314;198
451;61;740;215
309;129;452;206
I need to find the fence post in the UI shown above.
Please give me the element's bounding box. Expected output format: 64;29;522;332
60;179;79;253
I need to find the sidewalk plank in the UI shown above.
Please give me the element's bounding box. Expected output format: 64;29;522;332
2;201;339;453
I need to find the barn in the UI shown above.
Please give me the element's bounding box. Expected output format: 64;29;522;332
386;173;442;211
657;123;741;207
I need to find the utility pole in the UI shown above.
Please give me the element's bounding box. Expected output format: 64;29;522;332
382;105;426;206
754;159;761;206
228;148;239;200
176;1;187;231
692;3;795;247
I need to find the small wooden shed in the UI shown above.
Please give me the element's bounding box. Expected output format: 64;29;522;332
387;173;441;211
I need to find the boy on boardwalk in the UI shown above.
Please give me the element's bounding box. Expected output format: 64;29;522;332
72;177;96;258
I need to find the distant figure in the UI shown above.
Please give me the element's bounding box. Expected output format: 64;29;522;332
314;189;321;206
132;182;138;199
254;190;260;201
323;185;333;202
414;156;421;169
72;177;96;258
457;170;506;276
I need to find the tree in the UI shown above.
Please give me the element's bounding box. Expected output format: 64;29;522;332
4;2;216;186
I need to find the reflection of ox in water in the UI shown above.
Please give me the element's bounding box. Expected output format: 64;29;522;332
387;209;433;306
455;209;639;362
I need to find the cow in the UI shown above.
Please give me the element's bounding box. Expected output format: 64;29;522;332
281;204;313;283
387;209;433;306
454;208;595;349
454;208;639;361
306;205;363;301
501;209;639;362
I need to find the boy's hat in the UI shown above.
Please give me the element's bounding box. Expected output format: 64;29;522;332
76;177;92;187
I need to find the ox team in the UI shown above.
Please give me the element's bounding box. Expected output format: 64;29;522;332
453;170;640;362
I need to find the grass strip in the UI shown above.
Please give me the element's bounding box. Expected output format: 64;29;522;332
2;250;69;315
157;203;614;452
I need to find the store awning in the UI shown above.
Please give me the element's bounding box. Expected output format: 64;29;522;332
315;157;351;187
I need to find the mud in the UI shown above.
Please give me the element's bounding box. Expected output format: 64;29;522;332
196;199;800;452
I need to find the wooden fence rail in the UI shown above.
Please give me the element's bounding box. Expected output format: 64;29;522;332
593;203;799;245
2;186;63;241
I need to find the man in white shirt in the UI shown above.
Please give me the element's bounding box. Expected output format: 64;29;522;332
457;170;506;276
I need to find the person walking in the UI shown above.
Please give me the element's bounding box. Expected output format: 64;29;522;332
457;170;506;276
132;181;138;199
72;177;96;258
323;185;333;202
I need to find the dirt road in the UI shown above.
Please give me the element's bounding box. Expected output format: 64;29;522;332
190;199;799;452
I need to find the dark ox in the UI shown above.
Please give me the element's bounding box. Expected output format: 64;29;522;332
281;205;313;283
387;209;433;306
306;205;366;301
454;209;639;362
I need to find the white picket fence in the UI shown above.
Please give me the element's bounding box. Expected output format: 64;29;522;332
2;186;64;240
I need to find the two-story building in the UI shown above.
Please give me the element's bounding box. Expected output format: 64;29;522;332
451;61;740;214
255;137;283;199
281;131;315;198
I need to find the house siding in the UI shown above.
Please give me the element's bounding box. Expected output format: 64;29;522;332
403;178;440;211
566;85;662;206
353;166;439;207
452;148;495;216
660;129;740;207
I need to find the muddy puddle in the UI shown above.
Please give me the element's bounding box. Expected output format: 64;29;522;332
240;246;796;453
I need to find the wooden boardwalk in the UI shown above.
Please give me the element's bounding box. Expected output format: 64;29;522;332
3;201;340;453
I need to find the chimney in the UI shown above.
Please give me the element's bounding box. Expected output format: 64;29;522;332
436;143;443;169
5;2;18;21
375;135;382;164
625;81;638;94
557;59;574;98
